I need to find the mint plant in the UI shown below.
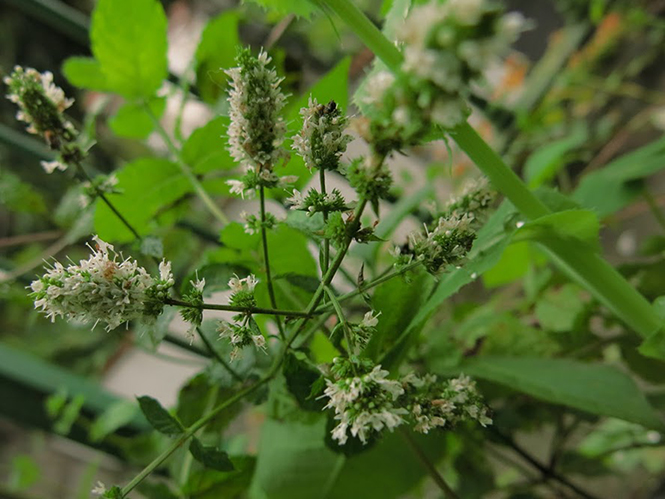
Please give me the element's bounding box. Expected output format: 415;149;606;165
3;0;665;497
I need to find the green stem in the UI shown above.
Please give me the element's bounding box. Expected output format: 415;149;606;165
324;285;355;359
399;428;460;499
260;185;285;339
320;168;330;275
164;297;312;318
322;1;662;341
643;188;665;233
144;103;230;226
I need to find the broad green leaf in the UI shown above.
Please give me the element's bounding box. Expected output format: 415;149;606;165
190;438;235;472
535;283;587;332
62;56;109;91
108;97;166;139
137;395;184;436
182;117;235;173
282;58;352;188
183;457;256;497
524;124;587;188
573;135;665;217
176;373;242;432
8;455;40;491
457;357;665;430
89;400;139;442
91;0;168;98
481;241;532;288
513;209;601;252
195;12;240;103
283;352;326;411
94;158;191;242
245;0;317;19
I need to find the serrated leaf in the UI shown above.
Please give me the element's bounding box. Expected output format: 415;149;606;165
94;158;192;242
195;12;240;103
137;396;184;436
109;97;166;139
190;437;235;471
62;56;109;91
283;352;326;411
457;357;665;430
91;0;168;98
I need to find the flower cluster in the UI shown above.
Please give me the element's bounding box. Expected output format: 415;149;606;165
322;358;491;445
4;66;82;173
324;358;407;445
441;177;496;225
180;277;206;342
365;0;527;151
241;210;278;235
402;373;492;433
348;311;380;354
346;157;393;212
409;213;477;274
79;174;120;208
217;274;264;360
225;48;294;198
29;236;174;331
286;188;349;215
292;98;352;171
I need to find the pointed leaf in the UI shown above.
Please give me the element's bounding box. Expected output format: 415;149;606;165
189;437;235;471
137;396;184;436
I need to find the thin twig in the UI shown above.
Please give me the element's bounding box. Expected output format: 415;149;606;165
164;297;313;318
259;185;285;339
196;326;243;382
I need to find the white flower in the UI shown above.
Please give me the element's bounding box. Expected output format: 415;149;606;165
191;277;205;293
228;274;258;293
227;179;247;198
252;334;266;350
29;236;173;330
40;159;68;174
360;310;380;329
91;480;106;496
285;189;306;210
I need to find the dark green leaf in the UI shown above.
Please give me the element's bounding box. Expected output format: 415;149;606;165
137;395;184;436
283;352;326;411
189;437;235;471
457;357;665;430
91;0;168;98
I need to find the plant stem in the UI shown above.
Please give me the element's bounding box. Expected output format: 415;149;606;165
320;168;330;274
120;376;270;497
643;187;665;233
399;428;460;499
164;297;313;318
196;327;243;382
314;259;422;313
260;185;285;339
144;103;230;226
324;285;355;360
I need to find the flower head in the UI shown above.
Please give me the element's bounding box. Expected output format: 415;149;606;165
292;97;352;172
226;48;288;170
29;236;174;331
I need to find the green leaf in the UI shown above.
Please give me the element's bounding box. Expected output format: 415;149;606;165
481;241;532;288
283;352;326;411
182;457;255;497
62;56;109;92
457;357;665;430
90;0;168;98
89;399;139;442
109;97;166;139
189;437;235;471
182;117;235;173
513;209;601;252
245;0;317;18
137;395;184;436
524;124;588;188
535;283;587;332
176;373;242;432
9;455;40;491
195;12;240;103
573;136;665;217
94;158;192;242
